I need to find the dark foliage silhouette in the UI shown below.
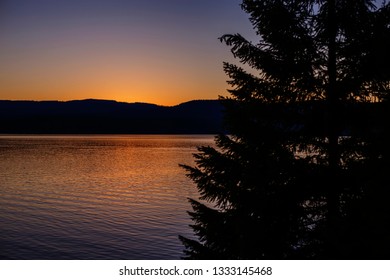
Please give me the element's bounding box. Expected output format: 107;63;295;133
180;0;390;259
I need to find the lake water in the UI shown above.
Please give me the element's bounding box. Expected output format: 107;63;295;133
0;135;214;259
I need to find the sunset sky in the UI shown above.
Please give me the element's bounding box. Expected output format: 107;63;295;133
0;0;255;105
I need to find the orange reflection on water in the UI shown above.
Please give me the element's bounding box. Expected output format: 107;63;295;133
0;134;214;259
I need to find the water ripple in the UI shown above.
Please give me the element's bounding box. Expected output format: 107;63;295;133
0;135;212;259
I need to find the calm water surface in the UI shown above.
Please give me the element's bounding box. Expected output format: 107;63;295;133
0;135;214;259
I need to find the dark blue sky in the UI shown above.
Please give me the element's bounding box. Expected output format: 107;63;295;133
1;0;386;105
0;0;255;105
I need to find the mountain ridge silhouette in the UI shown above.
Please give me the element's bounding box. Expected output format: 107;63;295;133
0;99;224;134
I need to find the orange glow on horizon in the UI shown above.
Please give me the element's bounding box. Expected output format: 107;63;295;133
0;67;226;106
0;48;229;106
0;34;230;106
0;0;254;106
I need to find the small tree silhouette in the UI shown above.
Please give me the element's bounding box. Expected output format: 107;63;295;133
180;0;390;259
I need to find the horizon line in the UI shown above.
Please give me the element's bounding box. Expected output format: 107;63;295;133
0;98;220;107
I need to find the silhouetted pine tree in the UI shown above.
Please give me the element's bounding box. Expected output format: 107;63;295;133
180;0;390;259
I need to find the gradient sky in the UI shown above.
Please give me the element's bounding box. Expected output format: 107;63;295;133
0;0;255;105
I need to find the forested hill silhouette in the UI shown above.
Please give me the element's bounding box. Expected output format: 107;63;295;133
0;98;385;135
0;99;224;134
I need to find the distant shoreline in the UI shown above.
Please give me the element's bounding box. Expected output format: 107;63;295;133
0;99;225;135
0;98;218;108
0;133;218;136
